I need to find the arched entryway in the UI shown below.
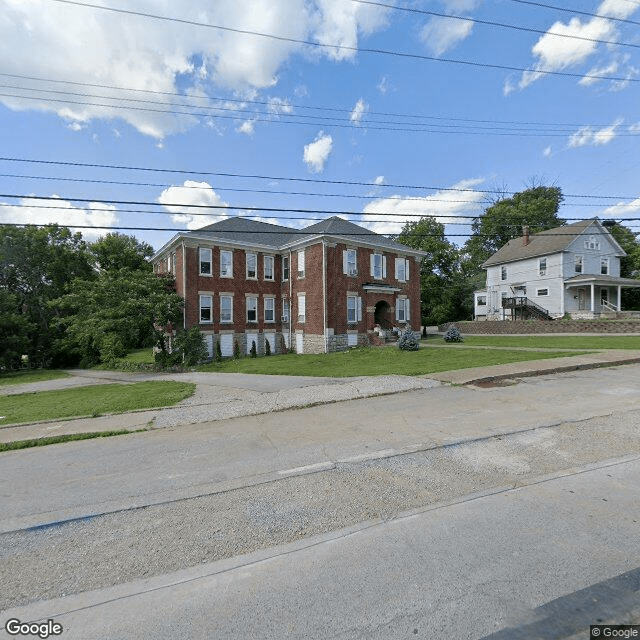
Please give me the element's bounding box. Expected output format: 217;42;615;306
374;300;392;328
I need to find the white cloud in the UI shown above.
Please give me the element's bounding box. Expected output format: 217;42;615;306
373;175;385;185
603;197;640;218
0;0;389;138
543;146;552;157
0;196;119;241
579;60;619;86
420;17;474;56
360;177;485;235
350;98;368;124
303;131;333;172
568;119;622;148
237;119;256;135
597;0;640;20
377;75;389;94
158;181;230;229
629;122;640;133
267;97;294;115
67;122;85;132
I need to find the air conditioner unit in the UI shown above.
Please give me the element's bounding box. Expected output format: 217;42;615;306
539;270;546;276
281;316;289;323
348;268;358;276
298;315;305;322
297;271;305;278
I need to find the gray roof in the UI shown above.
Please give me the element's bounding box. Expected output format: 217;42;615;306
153;215;424;258
565;274;640;287
482;218;626;267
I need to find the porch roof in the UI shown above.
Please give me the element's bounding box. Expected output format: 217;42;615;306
564;274;640;288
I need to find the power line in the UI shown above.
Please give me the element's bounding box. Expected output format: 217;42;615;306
504;0;640;27
43;0;640;84
351;0;640;49
1;157;637;201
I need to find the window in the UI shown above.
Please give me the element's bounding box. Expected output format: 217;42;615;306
396;298;410;323
585;235;600;250
575;255;583;274
282;256;289;281
264;297;275;322
199;295;212;323
601;257;609;275
246;253;257;279
199;248;212;275
281;299;290;323
168;252;176;275
537;288;549;296
246;296;257;322
539;258;546;275
297;250;305;278
298;294;306;323
220;250;233;277
344;249;357;276
371;253;386;279
395;257;409;282
477;296;487;306
264;255;274;280
220;295;233;323
347;296;362;323
501;266;507;281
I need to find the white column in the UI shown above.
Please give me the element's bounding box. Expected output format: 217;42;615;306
590;284;595;313
618;285;622;311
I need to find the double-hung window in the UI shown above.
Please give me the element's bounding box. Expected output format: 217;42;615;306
282;256;289;281
344;249;357;276
220;250;233;277
246;253;257;279
220;296;233;323
199;295;213;323
347;296;362;323
396;298;410;323
501;266;507;281
246;296;257;323
539;258;546;275
395;257;409;282
264;297;275;322
601;257;609;275
298;294;306;323
264;256;274;281
282;299;290;323
575;255;583;274
199;248;212;275
371;253;386;279
297;250;305;278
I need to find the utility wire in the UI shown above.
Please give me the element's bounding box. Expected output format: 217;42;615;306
351;0;640;49
1;157;637;201
44;0;639;84
504;0;640;27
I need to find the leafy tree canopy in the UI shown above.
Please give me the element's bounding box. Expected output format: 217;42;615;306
90;233;153;273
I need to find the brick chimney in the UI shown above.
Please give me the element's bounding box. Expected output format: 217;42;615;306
522;225;530;246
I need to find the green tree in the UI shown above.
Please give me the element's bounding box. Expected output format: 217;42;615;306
91;233;153;273
0;290;36;369
465;185;564;271
605;221;640;309
396;217;469;325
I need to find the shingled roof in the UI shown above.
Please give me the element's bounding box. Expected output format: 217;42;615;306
482;218;622;267
195;216;294;248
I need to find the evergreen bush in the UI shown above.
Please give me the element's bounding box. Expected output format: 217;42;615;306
443;325;463;343
234;339;241;359
215;339;222;361
250;340;257;358
265;338;271;356
398;327;420;351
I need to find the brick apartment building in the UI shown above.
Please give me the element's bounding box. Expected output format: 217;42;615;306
152;216;425;355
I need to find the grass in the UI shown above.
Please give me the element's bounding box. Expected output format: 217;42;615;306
0;369;70;387
0;381;195;426
197;346;591;378
430;335;640;350
0;429;147;452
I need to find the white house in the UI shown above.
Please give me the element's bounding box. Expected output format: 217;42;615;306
474;219;640;320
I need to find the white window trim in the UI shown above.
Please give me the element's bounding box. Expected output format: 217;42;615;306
264;296;275;323
395;257;409;282
297;293;306;323
371;253;387;279
199;294;213;324
501;266;507;281
575;255;583;274
539;258;546;276
396;297;410;323
246;252;257;280
199;247;212;276
343;248;357;276
281;298;290;323
282;255;289;281
219;294;233;323
297;250;306;278
246;296;258;323
601;257;609;275
347;295;362;323
537;288;549;296
264;255;274;281
220;249;233;278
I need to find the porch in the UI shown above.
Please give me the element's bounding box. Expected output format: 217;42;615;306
564;275;640;319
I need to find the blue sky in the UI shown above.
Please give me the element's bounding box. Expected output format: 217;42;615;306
1;0;639;251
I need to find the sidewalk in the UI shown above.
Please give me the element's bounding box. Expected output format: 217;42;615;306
2;350;640;443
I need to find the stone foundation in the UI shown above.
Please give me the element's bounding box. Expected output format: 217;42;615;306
441;320;640;335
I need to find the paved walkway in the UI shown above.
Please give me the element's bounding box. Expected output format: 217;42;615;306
2;349;640;443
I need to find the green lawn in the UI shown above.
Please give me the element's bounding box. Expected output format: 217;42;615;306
433;335;640;350
0;369;71;387
197;346;591;378
0;381;195;426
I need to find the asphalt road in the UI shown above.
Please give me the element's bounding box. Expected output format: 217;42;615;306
2;364;640;638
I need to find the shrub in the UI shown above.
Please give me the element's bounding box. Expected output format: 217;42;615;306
234;339;241;359
215;339;222;361
443;325;463;343
398;327;420;351
250;340;257;358
265;338;271;356
174;326;208;366
280;334;288;354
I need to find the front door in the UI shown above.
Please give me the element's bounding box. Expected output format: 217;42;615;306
600;288;609;311
578;288;586;310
